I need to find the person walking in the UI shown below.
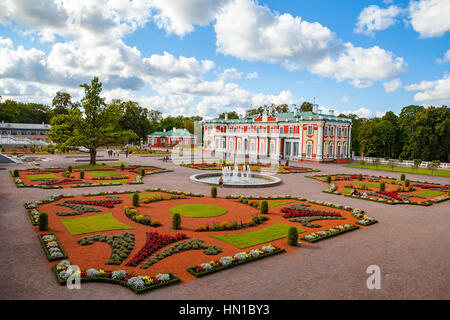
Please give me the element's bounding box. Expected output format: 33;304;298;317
125;149;129;158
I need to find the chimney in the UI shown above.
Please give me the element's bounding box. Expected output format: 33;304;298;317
163;128;166;132
328;110;334;116
312;105;318;113
173;127;176;132
225;113;228;120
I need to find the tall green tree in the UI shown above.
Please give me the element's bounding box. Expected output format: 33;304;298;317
116;100;151;142
49;77;137;164
300;101;314;112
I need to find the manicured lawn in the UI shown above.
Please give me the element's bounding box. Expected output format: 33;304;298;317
60;212;134;235
211;222;305;249
341;188;352;194
267;200;295;207
344;164;450;178
26;173;60;180
407;190;445;198
127;193;162;200
94;179;129;184
73;163;127;170
86;171;121;177
169;204;227;218
353;182;380;189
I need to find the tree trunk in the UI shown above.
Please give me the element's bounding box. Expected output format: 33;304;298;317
90;148;96;165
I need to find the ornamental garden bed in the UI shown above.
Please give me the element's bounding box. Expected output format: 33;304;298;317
181;163;319;174
11;164;171;189
26;190;375;294
307;173;449;206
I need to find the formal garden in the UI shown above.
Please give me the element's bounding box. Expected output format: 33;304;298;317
307;173;450;205
10;164;171;189
25;188;377;294
181;162;320;174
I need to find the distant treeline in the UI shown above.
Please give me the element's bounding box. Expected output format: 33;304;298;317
1;96;448;162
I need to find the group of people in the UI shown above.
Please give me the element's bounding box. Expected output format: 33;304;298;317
107;149;119;157
350;189;368;197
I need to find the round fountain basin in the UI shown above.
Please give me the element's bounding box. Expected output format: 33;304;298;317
190;173;281;188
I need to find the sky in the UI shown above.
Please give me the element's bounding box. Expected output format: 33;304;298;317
0;0;449;119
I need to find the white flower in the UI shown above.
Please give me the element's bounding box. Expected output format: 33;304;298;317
233;252;247;261
200;263;213;270
249;250;260;257
127;276;145;289
156;273;171;282
219;257;233;265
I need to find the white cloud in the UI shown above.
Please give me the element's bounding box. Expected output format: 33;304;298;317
355;5;404;36
383;78;402;92
376;111;387;117
150;0;229;36
409;0;450;38
246;71;259;79
217;68;243;81
309;43;406;88
437;49;450;64
405;74;450;105
341;96;349;103
340;107;373;118
214;0;342;70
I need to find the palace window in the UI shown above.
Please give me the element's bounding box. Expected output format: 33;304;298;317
263;127;266;133
330;127;334;136
307;125;313;136
337;144;341;158
270;126;274;133
289;126;293;134
324;126;328;136
344;127;348;137
307;143;312;157
329;144;333;156
343;144;348;157
256;127;259;134
338;127;342;137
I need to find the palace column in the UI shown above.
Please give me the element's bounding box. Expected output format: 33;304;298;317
347;125;352;158
316;123;324;161
298;124;303;160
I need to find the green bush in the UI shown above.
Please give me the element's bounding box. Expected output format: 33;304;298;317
358;174;363;181
211;186;217;198
132;193;140;207
68;166;72;173
260;200;268;214
79;170;85;179
242;199;248;204
140;168;145;176
120;164;125;171
326;175;332;184
380;182;385;192
38;212;48;231
172;213;181;230
405;179;410;187
13;169;19;177
287;226;298;246
400;174;405;181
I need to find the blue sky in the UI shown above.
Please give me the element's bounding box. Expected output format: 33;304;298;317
0;0;449;118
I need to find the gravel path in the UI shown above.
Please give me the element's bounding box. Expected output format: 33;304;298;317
1;151;449;300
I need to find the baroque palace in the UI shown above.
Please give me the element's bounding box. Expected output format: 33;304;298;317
203;105;352;163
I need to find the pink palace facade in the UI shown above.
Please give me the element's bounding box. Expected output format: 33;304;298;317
202;106;352;163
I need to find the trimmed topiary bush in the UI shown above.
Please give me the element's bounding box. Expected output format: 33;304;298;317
405;179;410;187
140;168;145;176
211;186;217;198
68;165;72;173
79;170;85;179
120;164;125;171
38;212;48;231
172;213;181;230
287;226;298;246
13;169;19;177
132;193;140;207
400;174;405;181
260;200;268;214
358;174;363;181
326;175;332;184
380;182;386;192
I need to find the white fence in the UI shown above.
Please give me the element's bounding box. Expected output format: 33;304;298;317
352;156;450;169
0;134;49;146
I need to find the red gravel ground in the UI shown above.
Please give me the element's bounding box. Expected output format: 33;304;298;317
0;150;449;300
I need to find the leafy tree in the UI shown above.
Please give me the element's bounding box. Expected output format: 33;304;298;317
116;100;151;142
218;111;240;119
49;77;137;164
51;91;76;117
300;101;314;112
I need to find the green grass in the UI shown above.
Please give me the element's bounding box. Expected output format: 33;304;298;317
341;188;352;194
26;173;59;180
345;164;450;178
407;190;445;198
73;163;127;170
353;182;380;189
94;179;129;184
86;171;121;177
127;193;162;200
169;204;227;218
267;200;295;207
60;212;134;235
211;222;305;249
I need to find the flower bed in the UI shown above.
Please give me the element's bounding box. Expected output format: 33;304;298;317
53;260;180;294
124;206;154;226
351;209;378;226
38;233;68;261
56;203;102;216
141;239;222;269
195;215;269;232
82;190;139;197
281;207;342;219
78;232;135;265
64;198;122;208
301;224;359;243
145;188;204;197
187;244;285;277
125;232;187;267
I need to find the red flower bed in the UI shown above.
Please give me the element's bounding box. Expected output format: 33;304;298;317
31;169;64;173
281;208;342;219
376;191;403;201
125;232;186;267
64;199;122;208
413;184;447;190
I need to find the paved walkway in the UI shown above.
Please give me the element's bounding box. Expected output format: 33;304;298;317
0;151;449;299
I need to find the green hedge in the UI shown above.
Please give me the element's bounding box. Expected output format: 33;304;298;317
187;248;285;278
